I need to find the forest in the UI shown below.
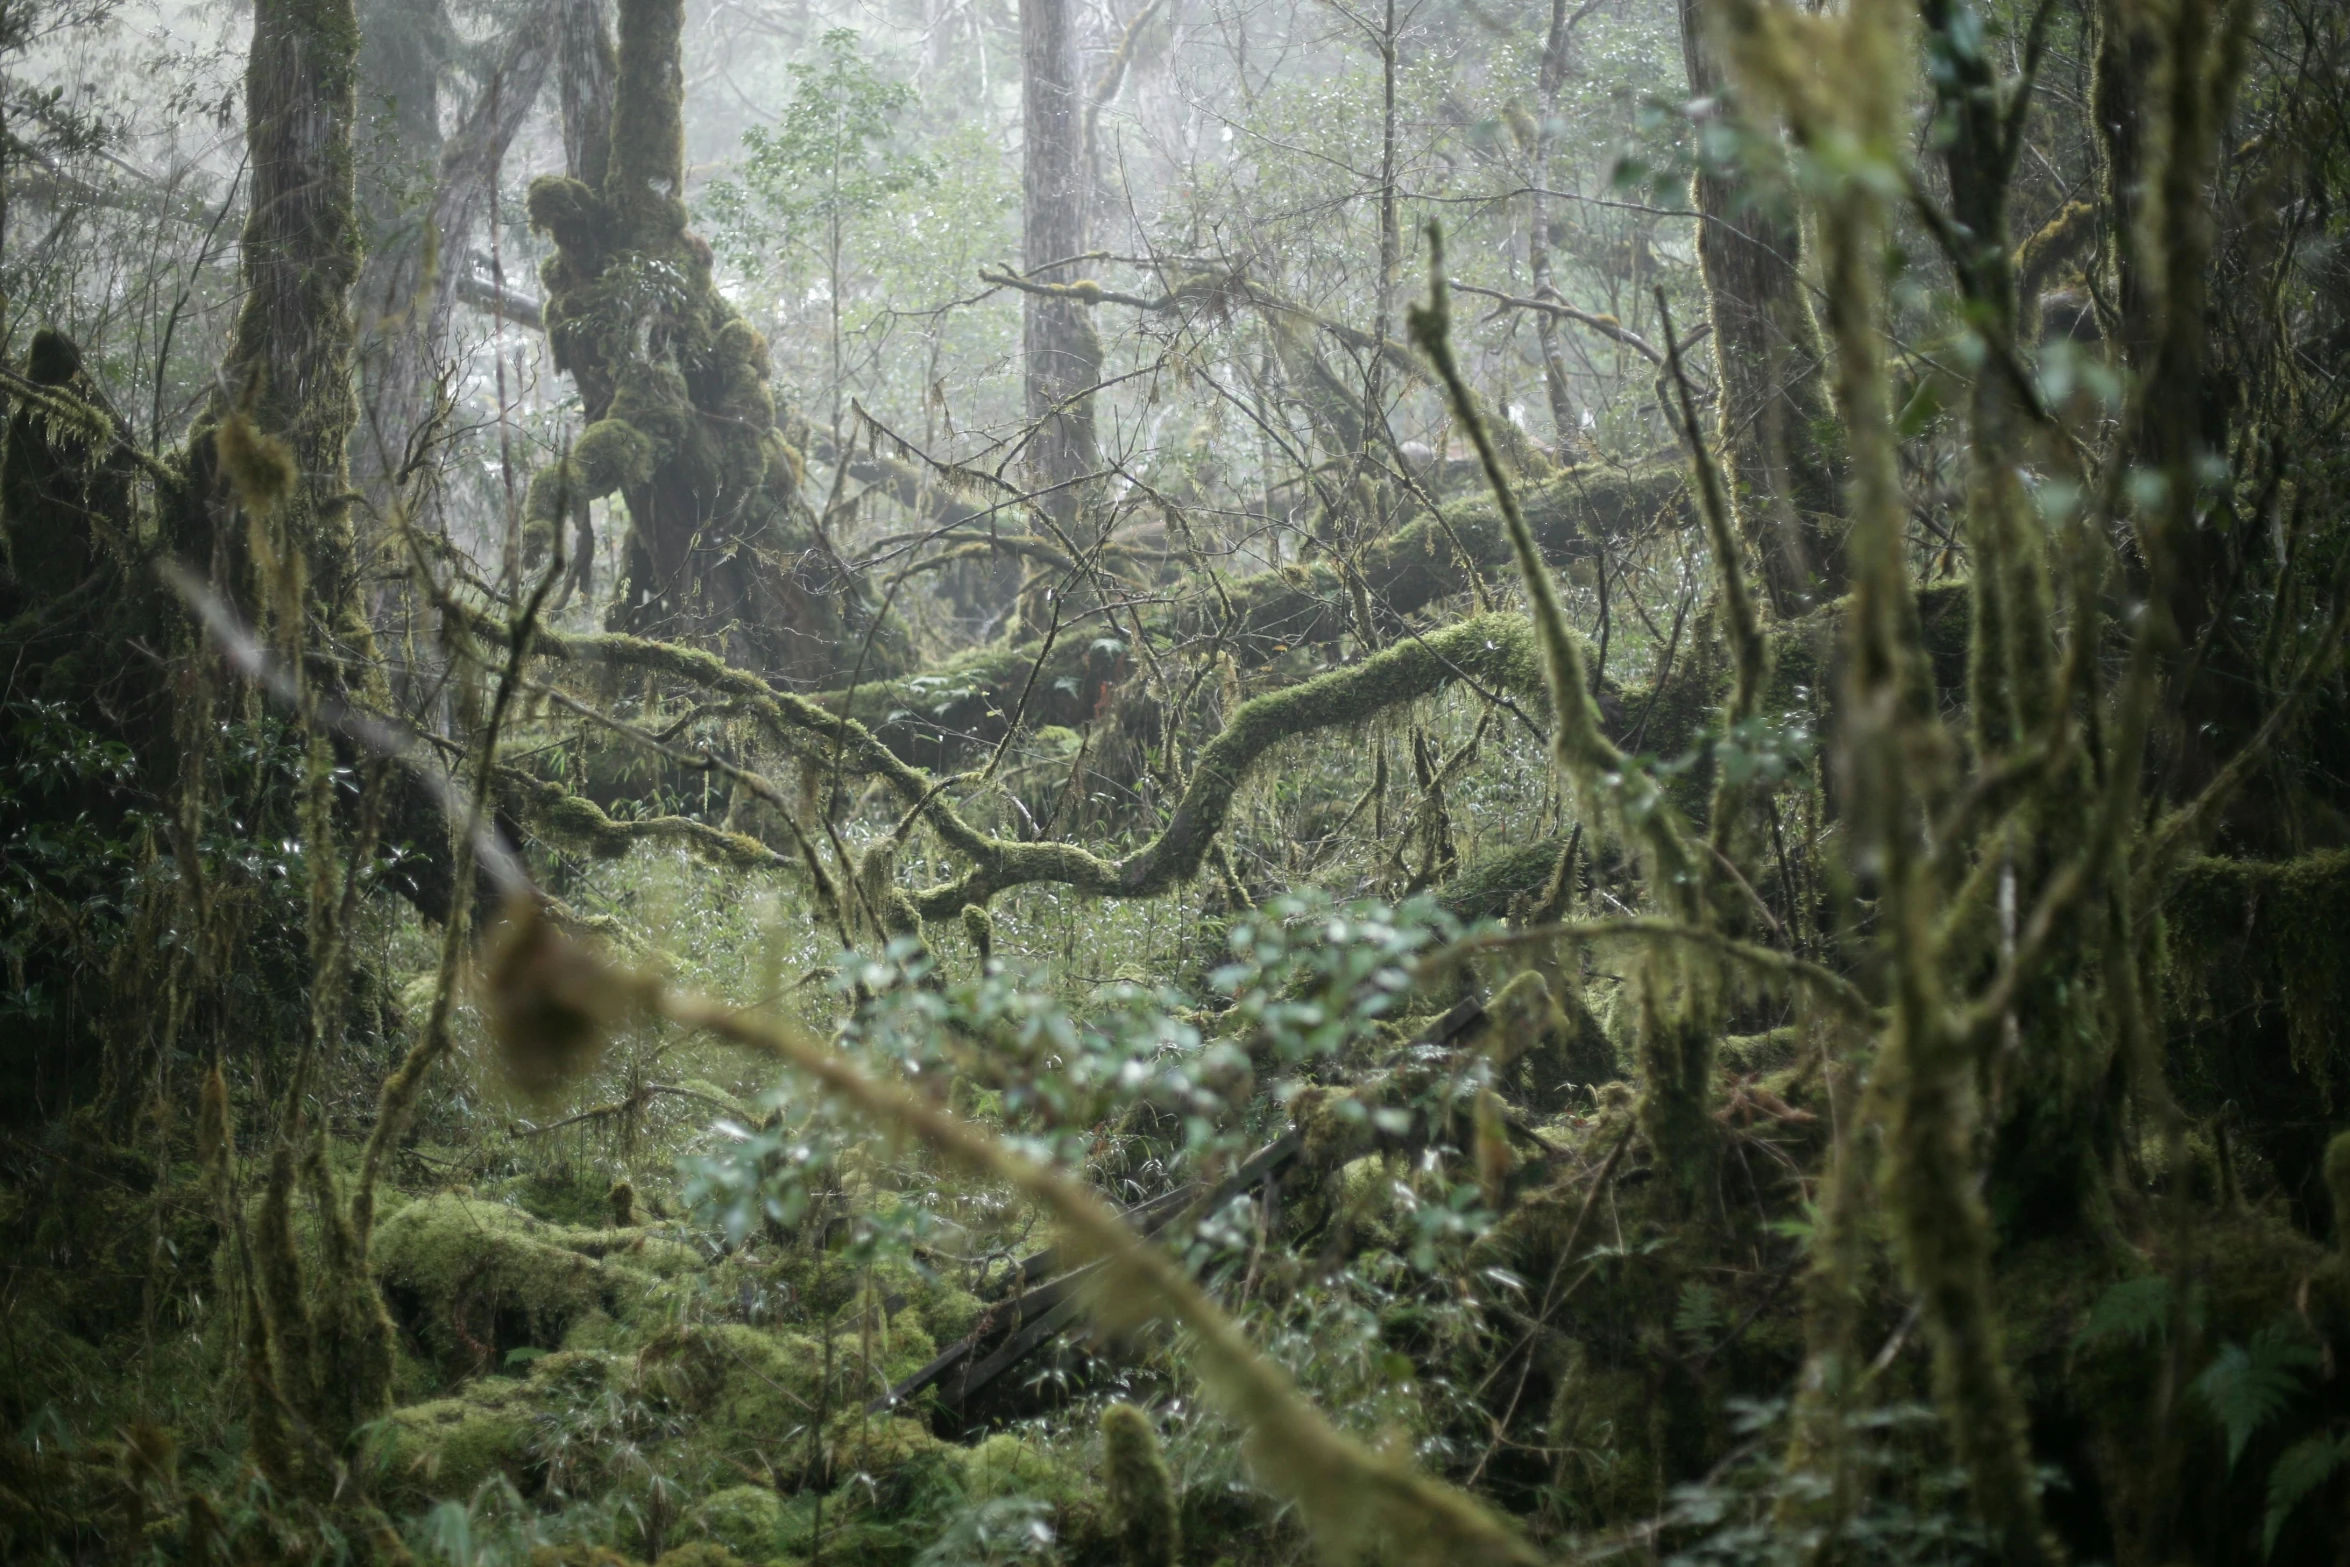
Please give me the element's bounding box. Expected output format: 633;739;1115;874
2;0;2347;1554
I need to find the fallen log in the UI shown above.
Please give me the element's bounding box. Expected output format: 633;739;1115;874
870;1129;1306;1421
869;999;1496;1425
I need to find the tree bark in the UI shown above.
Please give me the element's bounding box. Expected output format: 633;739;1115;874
1528;0;1583;455
1681;0;1844;616
1022;0;1102;513
558;0;618;188
210;0;367;632
353;12;558;517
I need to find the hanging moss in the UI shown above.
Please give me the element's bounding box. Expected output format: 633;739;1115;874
959;904;994;967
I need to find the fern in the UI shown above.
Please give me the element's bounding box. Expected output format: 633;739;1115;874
1675;1282;1727;1347
2192;1326;2320;1469
2264;1431;2350;1559
2073;1276;2184;1349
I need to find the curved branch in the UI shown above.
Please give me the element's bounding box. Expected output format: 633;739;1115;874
496;607;1549;915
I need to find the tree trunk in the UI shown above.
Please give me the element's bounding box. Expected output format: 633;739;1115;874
522;0;903;684
353;11;557;520
558;0;617;188
1528;0;1582;456
208;0;367;635
1021;0;1101;514
1680;0;1844;616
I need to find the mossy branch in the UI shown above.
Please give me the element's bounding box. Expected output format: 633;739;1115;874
1721;0;2052;1553
498;606;1548;916
1430;915;1876;1024
1405;225;1700;905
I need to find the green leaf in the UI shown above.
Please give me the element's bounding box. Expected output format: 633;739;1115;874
2264;1430;2349;1558
2193;1326;2319;1469
1895;375;1946;438
1674;1282;1726;1344
2074;1276;2175;1349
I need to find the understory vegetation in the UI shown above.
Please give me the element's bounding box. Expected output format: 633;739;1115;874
3;0;2349;1558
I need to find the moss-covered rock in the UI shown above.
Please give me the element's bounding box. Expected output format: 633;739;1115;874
641;1322;828;1470
682;1486;785;1563
368;1375;537;1505
373;1193;698;1376
953;1431;1089;1509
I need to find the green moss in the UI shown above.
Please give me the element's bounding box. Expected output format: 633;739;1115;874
1718;1027;1801;1075
1099;1403;1177;1567
829;1414;951;1484
501;1170;626;1228
1484;968;1621;1108
1633;967;1721;1200
685;1486;785;1562
1437;835;1568;923
899;1274;985;1349
954;1433;1083;1506
367;1376;536;1505
641;1322;828;1468
372;1194;695;1375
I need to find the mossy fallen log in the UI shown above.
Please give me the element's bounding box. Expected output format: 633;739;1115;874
829;463;1689;769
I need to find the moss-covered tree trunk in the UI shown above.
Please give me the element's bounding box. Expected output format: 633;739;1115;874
188;0;367;638
1528;0;1582;456
1917;0;2113;1241
522;0;900;684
